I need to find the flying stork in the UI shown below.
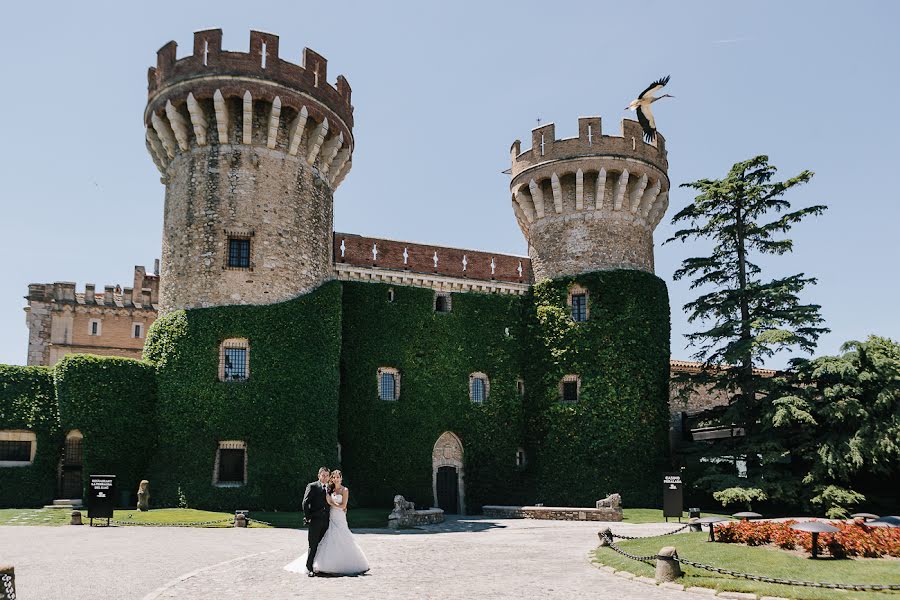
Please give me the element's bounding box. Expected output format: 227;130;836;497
625;75;673;143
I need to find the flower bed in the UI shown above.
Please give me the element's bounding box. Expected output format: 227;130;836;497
714;519;900;558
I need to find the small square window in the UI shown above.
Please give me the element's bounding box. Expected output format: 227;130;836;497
218;449;245;483
380;372;396;400
562;381;578;403
227;238;251;269
471;378;485;404
434;292;452;313
571;294;587;322
219;339;250;382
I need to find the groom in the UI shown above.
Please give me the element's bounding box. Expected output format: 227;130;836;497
302;466;331;576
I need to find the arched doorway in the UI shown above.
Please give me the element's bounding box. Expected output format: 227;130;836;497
59;430;83;499
432;432;465;514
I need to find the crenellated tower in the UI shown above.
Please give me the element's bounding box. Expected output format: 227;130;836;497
509;118;669;280
144;29;354;312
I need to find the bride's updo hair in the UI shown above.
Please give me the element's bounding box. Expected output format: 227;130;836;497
328;469;343;492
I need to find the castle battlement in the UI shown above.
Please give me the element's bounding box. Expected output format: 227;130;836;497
26;266;160;310
510;118;667;178
148;29;352;128
144;30;353;190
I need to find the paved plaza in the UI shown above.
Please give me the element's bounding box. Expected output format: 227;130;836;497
1;517;691;599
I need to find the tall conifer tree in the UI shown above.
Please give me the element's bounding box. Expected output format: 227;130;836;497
667;155;828;502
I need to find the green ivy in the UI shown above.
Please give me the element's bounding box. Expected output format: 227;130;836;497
54;355;157;502
0;365;58;507
338;282;529;509
142;281;342;511
523;270;671;507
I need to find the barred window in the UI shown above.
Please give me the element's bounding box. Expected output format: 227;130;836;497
469;372;490;404
219;339;250;382
571;294;587;322
227;238;251;269
0;441;31;462
213;440;247;486
377;367;400;401
0;430;37;466
560;375;580;403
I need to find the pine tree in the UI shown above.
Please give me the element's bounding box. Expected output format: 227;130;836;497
667;155;828;504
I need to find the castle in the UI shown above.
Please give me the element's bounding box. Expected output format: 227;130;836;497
4;30;684;512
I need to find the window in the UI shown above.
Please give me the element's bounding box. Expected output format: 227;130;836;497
227;237;251;269
0;431;37;466
132;323;144;339
434;292;452;313
516;447;527;468
516;378;525;398
568;285;589;322
377;367;400;401
213;440;247;486
469;372;489;404
560;374;580;403
89;319;102;336
0;440;31;462
219;338;250;382
387;288;395;303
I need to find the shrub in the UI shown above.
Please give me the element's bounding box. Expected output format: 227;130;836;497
715;519;900;558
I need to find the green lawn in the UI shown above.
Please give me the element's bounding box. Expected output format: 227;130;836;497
594;531;900;600
620;508;728;524
0;507;389;529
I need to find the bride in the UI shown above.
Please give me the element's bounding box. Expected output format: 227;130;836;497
285;469;369;576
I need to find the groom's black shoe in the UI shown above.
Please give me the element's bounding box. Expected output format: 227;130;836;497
307;571;316;577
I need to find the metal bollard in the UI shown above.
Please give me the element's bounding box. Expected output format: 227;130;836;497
655;547;683;583
70;510;83;526
0;565;15;600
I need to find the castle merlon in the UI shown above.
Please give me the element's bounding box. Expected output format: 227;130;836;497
334;233;533;285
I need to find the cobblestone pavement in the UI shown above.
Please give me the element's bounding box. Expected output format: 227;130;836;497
1;518;690;600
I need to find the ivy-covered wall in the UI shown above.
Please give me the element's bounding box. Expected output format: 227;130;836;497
1;270;669;512
524;270;671;507
143;281;342;511
0;365;58;507
338;282;529;509
54;355;157;503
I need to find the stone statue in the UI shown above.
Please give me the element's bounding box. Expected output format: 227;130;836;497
596;493;622;509
137;480;150;511
389;495;415;519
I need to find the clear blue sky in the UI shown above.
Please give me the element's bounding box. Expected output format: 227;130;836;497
1;1;897;367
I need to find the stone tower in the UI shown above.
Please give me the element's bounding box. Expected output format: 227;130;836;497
144;30;354;312
509;118;669;280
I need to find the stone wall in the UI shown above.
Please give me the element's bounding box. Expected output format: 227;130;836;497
482;505;623;521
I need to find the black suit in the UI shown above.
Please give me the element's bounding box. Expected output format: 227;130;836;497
302;480;330;572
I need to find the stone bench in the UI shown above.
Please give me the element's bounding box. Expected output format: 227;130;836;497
388;508;445;529
482;505;623;521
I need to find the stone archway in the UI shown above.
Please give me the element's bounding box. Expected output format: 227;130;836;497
432;431;465;514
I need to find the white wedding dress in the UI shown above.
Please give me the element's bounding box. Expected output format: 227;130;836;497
284;489;370;576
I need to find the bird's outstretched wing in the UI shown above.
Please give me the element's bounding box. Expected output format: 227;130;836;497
636;104;656;143
638;75;670;100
